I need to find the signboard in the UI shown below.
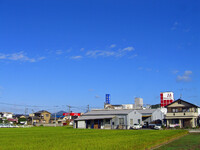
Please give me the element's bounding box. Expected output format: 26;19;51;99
106;94;110;104
160;92;174;107
63;113;81;116
162;92;174;100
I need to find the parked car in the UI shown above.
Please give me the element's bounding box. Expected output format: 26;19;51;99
154;124;162;130
149;124;156;129
131;123;142;129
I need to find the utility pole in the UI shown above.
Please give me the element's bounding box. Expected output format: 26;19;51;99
31;109;34;125
55;111;56;127
87;105;89;112
67;105;71;113
54;106;58;127
25;108;28;116
67;105;71;123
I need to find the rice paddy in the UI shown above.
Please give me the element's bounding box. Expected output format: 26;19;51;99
0;127;187;150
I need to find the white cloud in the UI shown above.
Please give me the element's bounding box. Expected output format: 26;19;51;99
88;89;94;92
85;46;136;58
122;46;134;51
128;54;138;59
86;50;115;58
55;50;63;55
176;70;192;82
0;53;7;59
38;57;46;60
172;70;179;74
0;51;45;63
8;51;36;62
95;95;100;99
70;55;83;59
80;48;85;51
171;21;179;30
110;44;116;48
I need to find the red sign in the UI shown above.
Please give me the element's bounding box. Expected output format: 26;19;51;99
63;113;81;116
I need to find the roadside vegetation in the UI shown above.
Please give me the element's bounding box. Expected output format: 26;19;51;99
0;127;187;150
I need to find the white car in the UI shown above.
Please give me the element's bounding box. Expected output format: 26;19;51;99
154;124;162;130
131;124;142;129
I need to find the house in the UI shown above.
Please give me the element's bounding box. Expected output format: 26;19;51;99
0;112;13;119
165;99;199;128
33;110;51;124
137;109;164;127
27;116;40;125
13;114;28;125
74;109;142;129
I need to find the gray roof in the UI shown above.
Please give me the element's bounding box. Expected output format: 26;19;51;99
137;109;157;114
75;115;115;121
83;109;135;116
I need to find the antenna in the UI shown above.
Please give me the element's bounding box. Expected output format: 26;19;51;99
179;88;183;99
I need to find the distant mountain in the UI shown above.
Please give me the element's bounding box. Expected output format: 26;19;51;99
51;110;66;117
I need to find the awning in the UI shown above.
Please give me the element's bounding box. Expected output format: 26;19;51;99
75;115;115;121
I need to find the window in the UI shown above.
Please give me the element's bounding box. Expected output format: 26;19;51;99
105;119;110;124
182;108;189;112
119;118;124;125
172;108;178;113
130;119;133;125
171;119;179;124
138;119;141;124
46;114;49;117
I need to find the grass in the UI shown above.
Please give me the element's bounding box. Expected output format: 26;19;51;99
156;133;200;150
0;127;187;150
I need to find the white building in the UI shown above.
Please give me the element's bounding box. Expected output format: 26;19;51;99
74;109;142;129
0;112;13;119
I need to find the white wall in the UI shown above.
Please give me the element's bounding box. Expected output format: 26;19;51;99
77;121;86;128
3;113;13;119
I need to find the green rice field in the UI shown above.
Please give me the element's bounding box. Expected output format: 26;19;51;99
0;127;187;150
156;133;200;150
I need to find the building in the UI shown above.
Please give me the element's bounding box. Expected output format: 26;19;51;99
137;109;164;127
104;104;123;109
74;109;142;129
165;99;199;128
104;97;144;110
160;92;174;107
33;110;51;124
0;112;13;119
13;114;28;125
135;97;143;109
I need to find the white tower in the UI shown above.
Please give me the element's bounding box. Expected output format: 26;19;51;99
135;97;143;109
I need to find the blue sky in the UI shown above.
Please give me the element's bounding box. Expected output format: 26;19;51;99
0;0;200;113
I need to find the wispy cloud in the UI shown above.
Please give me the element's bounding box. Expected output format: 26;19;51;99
55;50;63;55
171;21;179;30
70;55;83;59
176;70;192;82
85;46;136;58
95;95;101;99
110;44;116;48
122;46;134;51
86;50;115;58
172;70;179;74
80;48;85;51
0;51;45;63
88;89;94;92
